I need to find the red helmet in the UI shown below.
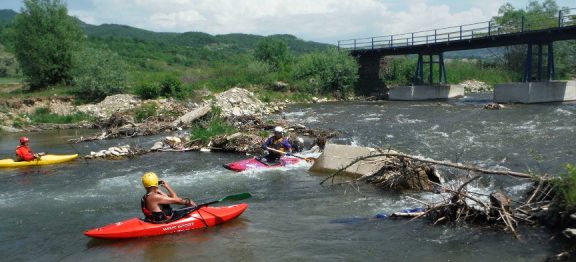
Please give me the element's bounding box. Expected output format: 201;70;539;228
19;137;30;144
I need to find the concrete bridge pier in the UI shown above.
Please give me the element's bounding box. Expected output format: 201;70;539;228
356;54;387;96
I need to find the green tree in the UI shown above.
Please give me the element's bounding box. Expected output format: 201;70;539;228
292;48;358;98
254;37;290;71
71;47;128;102
492;0;575;79
12;0;83;90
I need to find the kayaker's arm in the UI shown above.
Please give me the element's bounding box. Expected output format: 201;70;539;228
157;181;197;207
160;181;178;198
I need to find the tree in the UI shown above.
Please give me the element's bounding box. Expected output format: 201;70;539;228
12;0;83;90
254;37;291;71
492;0;575;79
71;47;128;102
292;48;359;98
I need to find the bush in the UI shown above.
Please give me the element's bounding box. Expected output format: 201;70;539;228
132;102;158;122
292;48;358;97
190;107;236;143
72;47;128;102
556;164;576;208
159;76;183;99
29;107;93;124
135;83;161;99
254;37;291;71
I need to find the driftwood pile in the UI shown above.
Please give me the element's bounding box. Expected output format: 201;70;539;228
320;149;567;239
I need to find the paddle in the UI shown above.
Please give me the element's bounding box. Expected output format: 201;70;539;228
266;147;316;162
178;192;252;212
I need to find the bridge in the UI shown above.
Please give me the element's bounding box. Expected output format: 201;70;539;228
338;8;576;102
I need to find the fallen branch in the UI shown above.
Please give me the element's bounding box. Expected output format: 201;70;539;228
320;151;535;185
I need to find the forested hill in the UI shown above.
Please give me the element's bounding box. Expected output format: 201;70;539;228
84;24;331;54
0;9;17;25
0;9;332;54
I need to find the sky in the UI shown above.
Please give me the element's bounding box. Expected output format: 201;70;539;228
0;0;574;44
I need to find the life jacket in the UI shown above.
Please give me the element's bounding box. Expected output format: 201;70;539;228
141;193;173;222
270;137;288;151
15;145;35;161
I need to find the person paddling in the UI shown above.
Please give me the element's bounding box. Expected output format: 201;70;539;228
15;137;45;161
141;172;197;223
261;126;292;165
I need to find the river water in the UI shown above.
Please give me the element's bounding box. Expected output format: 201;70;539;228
1;93;575;261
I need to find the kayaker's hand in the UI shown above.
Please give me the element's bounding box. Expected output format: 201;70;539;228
183;198;196;207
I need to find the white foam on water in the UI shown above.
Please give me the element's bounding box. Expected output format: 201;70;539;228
395;114;426;124
430;124;440;131
283;111;308;117
514;120;538;131
433;132;450;138
554;108;573;116
359;118;381;122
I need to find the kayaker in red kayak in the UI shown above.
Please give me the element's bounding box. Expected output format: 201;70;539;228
261;126;292;165
141;172;197;223
15;137;45;161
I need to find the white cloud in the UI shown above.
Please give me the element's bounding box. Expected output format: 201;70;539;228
67;0;504;44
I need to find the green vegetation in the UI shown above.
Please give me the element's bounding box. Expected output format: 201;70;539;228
132;102;158;122
71;46;128;102
492;0;576;79
0;0;572;110
381;56;516;87
12;0;83;90
28;107;93;124
255;37;291;71
190;107;236;143
292;49;359;97
555;164;576;208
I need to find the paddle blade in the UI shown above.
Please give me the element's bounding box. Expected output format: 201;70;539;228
219;192;252;202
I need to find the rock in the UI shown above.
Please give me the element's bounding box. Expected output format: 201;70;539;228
563;228;576;239
151;142;164;150
226;132;243;141
0;125;22;132
312;97;319;103
460;80;491;93
232;107;242;116
490;191;512;210
484;103;502;110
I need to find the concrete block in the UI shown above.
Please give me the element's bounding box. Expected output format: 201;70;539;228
309;144;393;178
389;85;464;100
494;81;576;103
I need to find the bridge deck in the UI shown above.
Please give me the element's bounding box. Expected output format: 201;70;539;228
339;8;576;55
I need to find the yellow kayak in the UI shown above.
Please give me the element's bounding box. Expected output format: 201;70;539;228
0;154;79;168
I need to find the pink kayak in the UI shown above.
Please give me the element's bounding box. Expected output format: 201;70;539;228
223;157;302;172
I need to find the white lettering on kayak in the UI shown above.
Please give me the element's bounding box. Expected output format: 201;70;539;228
162;222;193;231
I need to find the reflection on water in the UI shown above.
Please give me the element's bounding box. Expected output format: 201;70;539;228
1;95;574;261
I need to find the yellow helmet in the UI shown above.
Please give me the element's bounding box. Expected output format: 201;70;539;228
142;172;159;188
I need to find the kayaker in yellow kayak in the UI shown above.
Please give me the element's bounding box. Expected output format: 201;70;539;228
15;137;45;161
141;172;197;223
261;126;292;165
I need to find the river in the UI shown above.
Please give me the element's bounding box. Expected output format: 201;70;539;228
1;93;575;261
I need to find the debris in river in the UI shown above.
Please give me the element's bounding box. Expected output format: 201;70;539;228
84;145;148;159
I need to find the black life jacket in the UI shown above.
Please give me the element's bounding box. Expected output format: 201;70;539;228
141;193;173;222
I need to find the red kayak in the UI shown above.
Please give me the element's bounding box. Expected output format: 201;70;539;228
84;204;248;239
223;157;302;172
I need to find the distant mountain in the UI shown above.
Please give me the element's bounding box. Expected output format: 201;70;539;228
0;9;17;25
82;23;331;54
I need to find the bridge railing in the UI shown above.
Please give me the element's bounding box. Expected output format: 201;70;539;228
338;8;575;51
